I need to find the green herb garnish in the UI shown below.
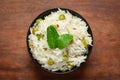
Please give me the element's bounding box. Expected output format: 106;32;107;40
57;34;73;49
47;25;73;49
47;25;59;49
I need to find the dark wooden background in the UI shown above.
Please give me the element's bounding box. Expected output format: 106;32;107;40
0;0;120;80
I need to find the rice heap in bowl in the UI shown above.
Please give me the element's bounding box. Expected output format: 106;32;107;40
28;9;93;72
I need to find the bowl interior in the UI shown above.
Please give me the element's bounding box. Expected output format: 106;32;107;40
27;8;93;74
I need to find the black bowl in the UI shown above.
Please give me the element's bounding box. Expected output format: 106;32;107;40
26;8;93;74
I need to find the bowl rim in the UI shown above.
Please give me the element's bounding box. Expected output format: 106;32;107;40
26;8;94;74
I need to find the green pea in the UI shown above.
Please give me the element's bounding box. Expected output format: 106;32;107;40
47;58;54;66
32;27;38;34
82;38;88;48
36;18;43;25
68;62;74;69
29;44;33;49
59;14;66;20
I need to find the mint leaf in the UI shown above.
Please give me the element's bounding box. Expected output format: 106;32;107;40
47;25;59;49
47;26;73;49
57;34;73;49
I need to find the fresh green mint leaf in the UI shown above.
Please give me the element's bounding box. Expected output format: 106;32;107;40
57;34;73;49
47;25;59;49
47;26;73;49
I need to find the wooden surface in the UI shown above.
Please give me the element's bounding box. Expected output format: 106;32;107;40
0;0;120;80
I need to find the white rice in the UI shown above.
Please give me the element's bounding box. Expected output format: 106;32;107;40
28;9;92;72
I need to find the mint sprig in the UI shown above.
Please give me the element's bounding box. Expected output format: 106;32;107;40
47;25;73;49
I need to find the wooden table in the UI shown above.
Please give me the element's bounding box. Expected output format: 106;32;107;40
0;0;120;80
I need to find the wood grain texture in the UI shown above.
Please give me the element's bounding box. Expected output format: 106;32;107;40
0;0;120;80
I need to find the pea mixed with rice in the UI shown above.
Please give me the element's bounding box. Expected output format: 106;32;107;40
28;9;92;72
